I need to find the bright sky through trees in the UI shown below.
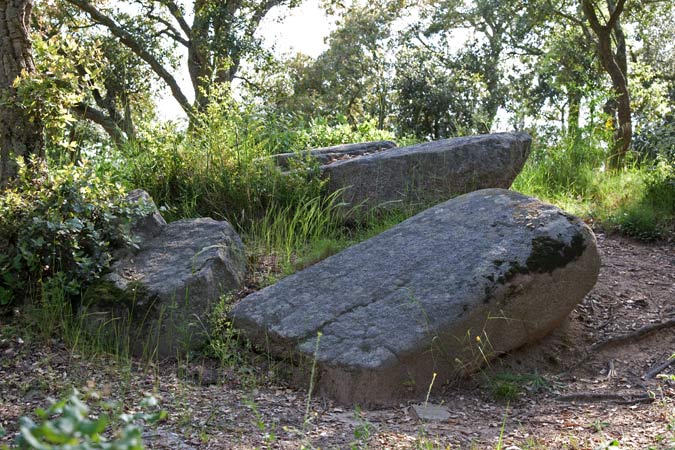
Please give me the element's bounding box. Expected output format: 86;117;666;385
156;0;333;121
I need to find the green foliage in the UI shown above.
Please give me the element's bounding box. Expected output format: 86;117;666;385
633;118;675;163
13;33;102;161
483;372;549;402
605;158;675;240
513;131;674;241
207;295;249;368
513;132;607;199
3;391;165;450
289;116;396;152
393;45;488;139
0;159;143;306
243;0;400;130
248;190;344;268
288;238;345;273
103;88;327;225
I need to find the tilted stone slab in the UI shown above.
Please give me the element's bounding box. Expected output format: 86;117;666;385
272;141;397;169
88;218;246;358
231;189;599;407
321;132;531;215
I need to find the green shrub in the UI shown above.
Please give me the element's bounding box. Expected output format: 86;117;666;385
606;158;675;240
3;391;165;450
103;91;327;226
513;130;674;241
0;159;143;306
289;116;397;151
513;132;606;199
633;118;675;164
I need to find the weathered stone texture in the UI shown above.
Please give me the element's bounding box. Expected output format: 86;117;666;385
232;189;599;406
321;132;531;215
90;217;246;358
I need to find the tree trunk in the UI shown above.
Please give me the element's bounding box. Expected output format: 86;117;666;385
0;0;44;186
567;89;582;137
581;0;631;169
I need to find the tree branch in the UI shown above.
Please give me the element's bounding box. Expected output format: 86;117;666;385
249;0;283;33
159;0;191;38
550;6;585;27
233;74;263;91
72;102;127;146
606;0;626;30
147;12;189;46
414;32;453;67
581;0;604;33
65;0;193;115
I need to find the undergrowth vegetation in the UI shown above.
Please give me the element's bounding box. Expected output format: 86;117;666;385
0;160;143;308
0;391;165;450
98;91;396;226
512;129;674;241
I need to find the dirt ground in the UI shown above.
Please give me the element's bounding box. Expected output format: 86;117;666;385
1;232;674;449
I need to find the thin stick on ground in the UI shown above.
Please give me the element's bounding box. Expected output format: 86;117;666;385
644;356;675;380
589;317;675;354
556;391;654;405
564;317;675;372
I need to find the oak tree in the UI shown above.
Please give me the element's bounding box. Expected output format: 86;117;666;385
0;0;44;185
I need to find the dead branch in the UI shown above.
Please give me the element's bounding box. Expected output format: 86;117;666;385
556;391;653;405
589;317;675;354
644;357;675;380
561;317;675;374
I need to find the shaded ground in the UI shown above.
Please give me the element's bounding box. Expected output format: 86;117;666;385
1;233;674;449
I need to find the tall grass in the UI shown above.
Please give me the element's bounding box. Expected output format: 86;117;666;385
101;106;322;225
513;132;674;240
247;190;345;267
93;90;414;279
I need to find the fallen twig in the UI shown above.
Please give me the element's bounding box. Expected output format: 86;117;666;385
564;317;675;374
556;391;654;405
644;357;675;380
589;317;675;354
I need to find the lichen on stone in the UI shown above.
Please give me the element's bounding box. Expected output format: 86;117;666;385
526;233;586;273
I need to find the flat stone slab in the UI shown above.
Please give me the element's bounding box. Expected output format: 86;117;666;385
272;141;397;169
410;404;451;422
321;132;531;216
231;189;600;407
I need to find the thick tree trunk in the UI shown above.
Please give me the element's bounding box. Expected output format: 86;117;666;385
0;0;43;186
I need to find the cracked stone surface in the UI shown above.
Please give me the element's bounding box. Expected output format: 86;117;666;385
322;132;532;217
90;218;246;358
231;189;600;407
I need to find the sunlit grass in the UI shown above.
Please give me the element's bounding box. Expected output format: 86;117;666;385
513;136;674;240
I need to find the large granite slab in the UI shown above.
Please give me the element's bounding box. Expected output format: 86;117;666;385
231;189;599;406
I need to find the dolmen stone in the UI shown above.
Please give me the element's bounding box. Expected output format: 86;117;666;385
125;189;167;245
88;216;246;358
231;189;600;407
272;141;397;169
321;132;531;216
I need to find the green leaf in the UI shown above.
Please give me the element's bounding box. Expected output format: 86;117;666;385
76;415;108;437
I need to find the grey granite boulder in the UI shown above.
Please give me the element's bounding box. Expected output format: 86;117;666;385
321;132;531;216
125;189;167;247
272;141;397;169
231;189;599;407
88;218;246;358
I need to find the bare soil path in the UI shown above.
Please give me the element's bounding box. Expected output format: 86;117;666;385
1;233;674;449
